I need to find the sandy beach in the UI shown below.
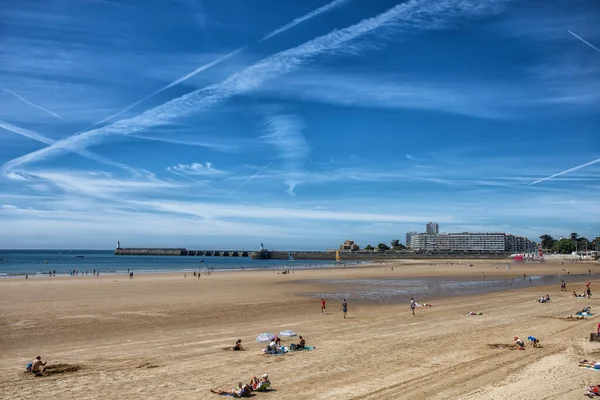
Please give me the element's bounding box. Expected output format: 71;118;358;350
2;259;600;399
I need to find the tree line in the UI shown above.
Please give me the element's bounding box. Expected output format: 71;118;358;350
539;233;600;254
363;240;406;252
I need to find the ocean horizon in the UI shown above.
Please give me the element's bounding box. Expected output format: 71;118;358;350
0;249;350;277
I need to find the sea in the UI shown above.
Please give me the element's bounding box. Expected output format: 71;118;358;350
0;249;344;277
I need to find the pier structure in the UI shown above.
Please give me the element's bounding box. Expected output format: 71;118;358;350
114;248;250;257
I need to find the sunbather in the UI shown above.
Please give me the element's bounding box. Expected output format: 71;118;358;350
580;360;600;369
210;383;252;397
249;374;271;392
585;384;600;397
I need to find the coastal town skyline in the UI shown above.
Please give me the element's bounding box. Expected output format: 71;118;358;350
1;0;599;249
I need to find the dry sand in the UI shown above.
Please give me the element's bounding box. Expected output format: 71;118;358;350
2;259;600;399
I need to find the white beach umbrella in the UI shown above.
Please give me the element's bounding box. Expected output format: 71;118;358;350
256;332;276;343
279;330;297;338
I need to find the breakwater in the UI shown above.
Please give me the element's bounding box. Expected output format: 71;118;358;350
114;248;250;257
114;248;510;260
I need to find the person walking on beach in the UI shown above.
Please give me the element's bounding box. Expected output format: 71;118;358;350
410;298;416;316
341;299;347;318
560;280;566;291
321;299;326;314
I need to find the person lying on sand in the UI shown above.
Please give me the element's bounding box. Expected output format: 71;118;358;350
249;374;271;391
513;336;525;348
210;383;252;397
585;384;600;397
580;360;600;369
232;339;244;351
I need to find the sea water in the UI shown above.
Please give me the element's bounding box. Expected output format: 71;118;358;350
294;273;599;304
0;249;340;277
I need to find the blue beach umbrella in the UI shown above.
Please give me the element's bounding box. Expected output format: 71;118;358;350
279;330;297;338
256;332;276;343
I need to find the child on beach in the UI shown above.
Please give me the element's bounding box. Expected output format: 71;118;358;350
341;299;347;318
410;298;416;316
527;336;540;347
321;299;326;314
513;336;525;349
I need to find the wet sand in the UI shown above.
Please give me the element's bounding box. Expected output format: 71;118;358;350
1;259;600;399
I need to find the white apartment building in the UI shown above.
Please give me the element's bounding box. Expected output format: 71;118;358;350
426;222;439;234
410;232;517;252
406;231;418;248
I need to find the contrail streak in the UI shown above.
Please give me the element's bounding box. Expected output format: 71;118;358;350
227;163;272;196
568;31;600;54
0;120;135;173
530;158;600;185
73;47;245;134
261;0;351;41
2;87;65;121
74;0;351;134
4;0;505;171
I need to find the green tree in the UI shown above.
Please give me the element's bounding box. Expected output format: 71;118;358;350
539;234;555;250
578;237;592;250
553;238;576;254
377;243;391;251
364;244;374;251
390;239;406;250
570;232;579;240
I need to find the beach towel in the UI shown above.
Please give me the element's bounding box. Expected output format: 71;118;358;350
285;345;316;352
262;348;288;355
579;365;600;371
253;382;271;392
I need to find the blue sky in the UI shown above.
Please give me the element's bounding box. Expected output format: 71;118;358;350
1;0;599;250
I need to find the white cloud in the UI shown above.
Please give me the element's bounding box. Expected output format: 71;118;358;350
262;114;309;162
168;162;230;176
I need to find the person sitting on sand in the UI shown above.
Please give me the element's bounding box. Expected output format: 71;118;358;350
232;339;244;351
266;338;281;354
513;336;525;348
290;335;306;350
527;336;540;347
249;374;271;391
210;383;252;397
29;356;47;376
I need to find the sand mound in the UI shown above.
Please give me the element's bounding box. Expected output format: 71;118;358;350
136;362;159;369
487;343;517;350
44;363;82;375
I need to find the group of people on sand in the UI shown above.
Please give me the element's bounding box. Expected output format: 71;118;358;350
211;373;271;397
538;294;551;303
513;335;540;349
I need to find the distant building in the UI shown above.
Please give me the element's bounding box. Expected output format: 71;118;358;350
339;240;360;252
426;222;439;234
410;232;535;252
406;232;418;249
